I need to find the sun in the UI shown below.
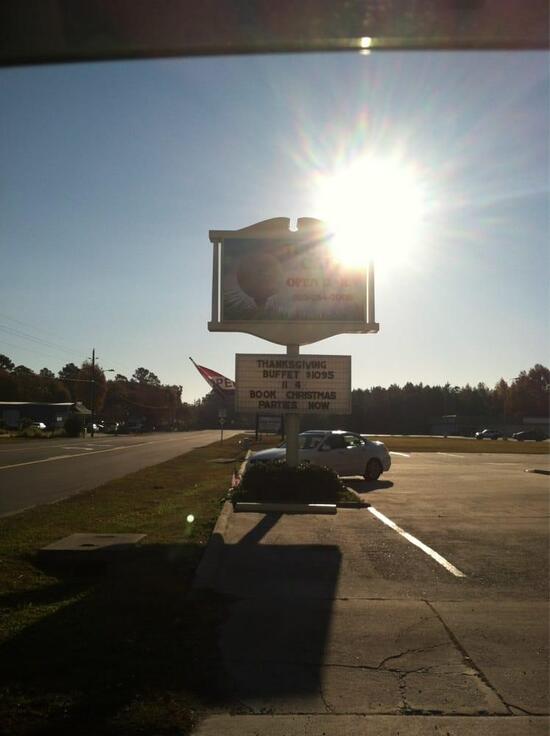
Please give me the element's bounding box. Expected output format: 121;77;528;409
314;156;425;270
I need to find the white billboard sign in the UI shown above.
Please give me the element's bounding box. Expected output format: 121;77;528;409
221;238;365;323
236;354;351;415
209;218;377;346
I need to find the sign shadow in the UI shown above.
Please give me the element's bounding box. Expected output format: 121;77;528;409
207;513;342;711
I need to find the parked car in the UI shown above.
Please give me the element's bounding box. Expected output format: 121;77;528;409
248;430;391;480
512;429;548;442
29;421;47;430
103;422;121;433
475;429;502;440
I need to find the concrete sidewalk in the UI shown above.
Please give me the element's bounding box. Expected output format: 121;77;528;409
194;714;548;735
191;500;549;735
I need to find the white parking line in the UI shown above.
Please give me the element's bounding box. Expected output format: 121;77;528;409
437;452;465;458
368;506;466;578
390;451;411;458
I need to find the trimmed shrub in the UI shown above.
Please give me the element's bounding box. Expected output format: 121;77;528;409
17;427;46;438
233;461;344;504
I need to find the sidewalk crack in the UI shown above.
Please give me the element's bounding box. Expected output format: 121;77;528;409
319;685;334;713
397;672;410;713
505;702;542;716
424;600;512;714
376;642;447;669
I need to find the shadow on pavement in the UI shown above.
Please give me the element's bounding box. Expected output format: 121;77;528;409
346;478;394;494
209;513;342;710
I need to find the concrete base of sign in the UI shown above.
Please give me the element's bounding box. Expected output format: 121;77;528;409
234;502;336;515
39;533;146;563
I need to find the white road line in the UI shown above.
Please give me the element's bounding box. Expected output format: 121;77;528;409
0;436;188;471
437;452;465;458
368;506;466;578
390;451;411;458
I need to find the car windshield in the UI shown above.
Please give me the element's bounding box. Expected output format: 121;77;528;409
1;9;548;736
299;434;325;450
278;434;325;450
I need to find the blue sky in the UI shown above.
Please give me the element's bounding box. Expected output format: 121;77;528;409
1;51;548;402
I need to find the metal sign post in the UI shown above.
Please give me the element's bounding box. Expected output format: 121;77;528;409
218;408;226;443
285;344;300;466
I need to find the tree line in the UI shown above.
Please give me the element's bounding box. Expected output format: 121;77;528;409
0;355;187;430
162;362;550;434
0;354;547;433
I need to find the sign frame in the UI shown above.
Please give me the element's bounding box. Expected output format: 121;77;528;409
208;217;378;346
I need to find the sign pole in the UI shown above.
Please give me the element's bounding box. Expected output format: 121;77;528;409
285;344;300;466
218;408;226;444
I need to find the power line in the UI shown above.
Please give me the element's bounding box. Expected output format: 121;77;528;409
0;339;81;365
0;324;86;360
0;316;166;385
0;310;89;355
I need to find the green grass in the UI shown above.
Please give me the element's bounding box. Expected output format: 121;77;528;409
0;436;245;735
364;435;549;453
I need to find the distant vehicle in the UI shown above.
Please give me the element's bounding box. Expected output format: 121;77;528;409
29;421;46;430
85;423;102;433
475;429;502;440
512;429;548;442
119;422;145;433
248;429;391;480
103;422;120;433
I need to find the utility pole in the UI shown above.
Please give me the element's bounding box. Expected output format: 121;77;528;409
90;348;96;438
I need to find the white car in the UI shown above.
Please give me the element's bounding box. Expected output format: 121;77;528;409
29;421;47;430
248;430;391;480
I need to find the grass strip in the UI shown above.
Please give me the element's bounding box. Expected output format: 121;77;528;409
365;436;549;453
0;435;245;736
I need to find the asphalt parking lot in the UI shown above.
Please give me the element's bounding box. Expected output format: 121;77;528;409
194;451;549;735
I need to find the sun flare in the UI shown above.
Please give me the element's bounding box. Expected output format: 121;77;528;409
315;156;425;269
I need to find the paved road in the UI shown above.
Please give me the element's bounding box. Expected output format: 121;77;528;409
0;431;239;517
194;451;550;735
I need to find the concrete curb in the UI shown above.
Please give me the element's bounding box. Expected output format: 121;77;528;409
337;500;369;508
234;502;337;514
341;486;369;508
238;449;251;476
192;501;233;592
192;714;550;736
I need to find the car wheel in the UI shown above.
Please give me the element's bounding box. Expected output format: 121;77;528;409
364;458;383;481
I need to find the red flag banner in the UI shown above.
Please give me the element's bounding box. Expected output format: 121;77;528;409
190;358;235;398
